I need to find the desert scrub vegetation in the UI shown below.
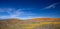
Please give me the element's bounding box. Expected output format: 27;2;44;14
33;24;60;29
0;18;60;29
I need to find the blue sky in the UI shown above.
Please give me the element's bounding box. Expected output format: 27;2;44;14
0;0;60;19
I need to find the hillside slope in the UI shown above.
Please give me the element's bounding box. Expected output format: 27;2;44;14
0;18;60;29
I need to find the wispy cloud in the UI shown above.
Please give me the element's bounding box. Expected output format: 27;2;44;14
0;8;36;19
42;3;59;10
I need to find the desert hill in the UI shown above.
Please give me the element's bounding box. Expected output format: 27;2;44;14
27;18;60;22
32;18;60;20
0;18;60;29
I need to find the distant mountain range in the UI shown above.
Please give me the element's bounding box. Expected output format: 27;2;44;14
0;18;60;29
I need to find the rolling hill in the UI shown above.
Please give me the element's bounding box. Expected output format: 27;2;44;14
0;18;60;29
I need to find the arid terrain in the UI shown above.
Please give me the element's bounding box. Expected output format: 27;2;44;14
0;18;60;29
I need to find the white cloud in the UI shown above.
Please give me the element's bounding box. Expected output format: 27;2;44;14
0;8;36;19
42;3;58;10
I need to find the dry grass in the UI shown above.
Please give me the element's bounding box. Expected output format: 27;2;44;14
0;18;60;29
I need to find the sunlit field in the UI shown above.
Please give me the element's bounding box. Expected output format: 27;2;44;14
0;18;60;29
